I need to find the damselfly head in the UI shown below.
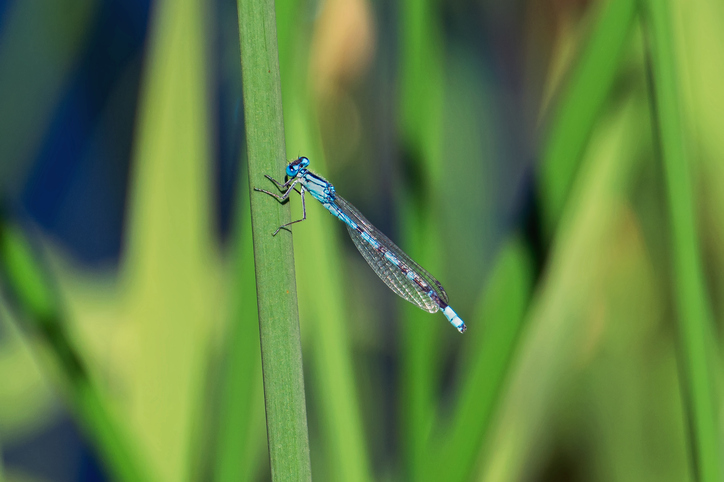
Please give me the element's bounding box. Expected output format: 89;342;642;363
286;156;310;177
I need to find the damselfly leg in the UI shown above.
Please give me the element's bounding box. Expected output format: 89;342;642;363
254;177;307;236
254;175;300;200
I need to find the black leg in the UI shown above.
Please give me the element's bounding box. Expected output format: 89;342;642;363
254;179;301;202
272;186;307;236
264;175;295;190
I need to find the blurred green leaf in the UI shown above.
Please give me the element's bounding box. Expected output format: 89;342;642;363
641;0;722;479
0;225;56;322
540;0;637;234
577;218;691;481
0;303;54;438
422;236;534;482
213;172;267;482
677;0;724;347
397;0;447;478
414;1;639;480
478;96;647;481
120;0;219;479
0;224;149;482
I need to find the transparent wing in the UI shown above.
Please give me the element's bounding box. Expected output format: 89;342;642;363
333;194;449;312
347;224;439;313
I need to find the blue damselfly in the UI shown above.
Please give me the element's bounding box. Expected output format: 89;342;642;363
255;157;466;333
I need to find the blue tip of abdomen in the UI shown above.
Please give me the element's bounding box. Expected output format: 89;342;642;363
442;306;466;333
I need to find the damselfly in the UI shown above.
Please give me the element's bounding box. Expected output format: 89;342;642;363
255;157;466;333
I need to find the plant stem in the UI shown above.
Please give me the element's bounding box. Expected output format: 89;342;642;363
641;1;722;480
237;0;312;479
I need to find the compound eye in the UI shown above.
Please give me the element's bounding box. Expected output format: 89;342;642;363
286;164;296;177
300;157;310;168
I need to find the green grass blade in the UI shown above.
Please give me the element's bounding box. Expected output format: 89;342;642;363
478;96;646;482
214;170;266;482
237;0;312;479
641;1;722;480
421;237;534;482
540;0;637;233
0;223;150;481
121;0;218;477
397;0;446;477
418;1;637;480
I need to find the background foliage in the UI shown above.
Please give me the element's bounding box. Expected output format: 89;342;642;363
0;0;722;480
